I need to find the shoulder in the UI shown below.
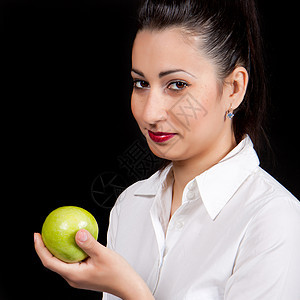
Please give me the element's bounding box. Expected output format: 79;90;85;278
252;167;299;209
227;169;300;298
244;167;300;243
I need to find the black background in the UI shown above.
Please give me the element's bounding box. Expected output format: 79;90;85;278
1;1;299;299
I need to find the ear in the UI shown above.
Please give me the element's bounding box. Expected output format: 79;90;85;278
223;67;249;110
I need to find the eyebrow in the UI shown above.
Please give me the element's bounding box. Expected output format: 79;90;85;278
131;68;197;79
131;68;145;77
159;69;197;79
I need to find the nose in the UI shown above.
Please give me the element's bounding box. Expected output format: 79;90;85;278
142;90;168;126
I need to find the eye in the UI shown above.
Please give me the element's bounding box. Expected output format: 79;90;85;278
167;81;190;91
133;79;150;89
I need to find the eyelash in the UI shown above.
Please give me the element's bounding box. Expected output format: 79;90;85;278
132;79;190;92
133;80;150;89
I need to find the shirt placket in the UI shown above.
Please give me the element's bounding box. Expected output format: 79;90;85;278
165;180;198;253
152;179;200;296
149;187;168;294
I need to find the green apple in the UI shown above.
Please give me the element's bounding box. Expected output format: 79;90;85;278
42;206;99;263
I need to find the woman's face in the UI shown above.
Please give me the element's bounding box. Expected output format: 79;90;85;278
131;28;236;161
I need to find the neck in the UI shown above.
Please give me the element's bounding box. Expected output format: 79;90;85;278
172;132;237;195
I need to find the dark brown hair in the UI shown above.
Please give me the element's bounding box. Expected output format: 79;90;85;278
137;0;268;153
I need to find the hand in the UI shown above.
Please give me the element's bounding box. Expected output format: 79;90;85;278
34;230;154;300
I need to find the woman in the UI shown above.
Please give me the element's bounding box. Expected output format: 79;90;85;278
34;0;300;299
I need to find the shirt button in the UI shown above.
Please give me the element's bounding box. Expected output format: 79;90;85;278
175;220;184;230
187;190;195;200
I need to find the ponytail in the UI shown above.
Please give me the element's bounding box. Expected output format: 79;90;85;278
233;0;268;149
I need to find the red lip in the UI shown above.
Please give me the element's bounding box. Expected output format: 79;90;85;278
148;130;176;143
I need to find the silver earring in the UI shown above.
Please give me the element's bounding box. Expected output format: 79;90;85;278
226;104;235;120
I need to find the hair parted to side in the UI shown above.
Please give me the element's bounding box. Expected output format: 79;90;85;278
137;0;269;153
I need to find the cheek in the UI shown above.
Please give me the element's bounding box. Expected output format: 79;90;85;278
167;92;207;132
171;88;221;130
187;89;224;134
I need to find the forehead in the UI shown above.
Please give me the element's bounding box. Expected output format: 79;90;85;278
132;28;215;78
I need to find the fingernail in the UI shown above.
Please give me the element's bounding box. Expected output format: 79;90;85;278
77;230;88;242
34;233;37;242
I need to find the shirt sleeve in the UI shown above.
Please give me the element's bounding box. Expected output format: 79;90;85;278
224;197;300;300
106;203;119;251
106;188;127;250
102;191;124;300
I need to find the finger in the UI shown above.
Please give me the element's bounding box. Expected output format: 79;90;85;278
34;233;71;276
75;229;105;259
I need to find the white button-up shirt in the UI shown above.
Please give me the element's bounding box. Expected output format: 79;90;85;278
103;136;300;300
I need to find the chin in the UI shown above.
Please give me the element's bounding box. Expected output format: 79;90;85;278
147;141;188;161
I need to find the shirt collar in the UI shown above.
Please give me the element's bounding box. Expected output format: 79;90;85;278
196;135;259;219
134;135;259;220
133;163;173;196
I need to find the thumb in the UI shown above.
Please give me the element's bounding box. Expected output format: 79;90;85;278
75;229;103;258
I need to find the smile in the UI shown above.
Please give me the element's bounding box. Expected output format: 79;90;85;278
148;130;176;143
